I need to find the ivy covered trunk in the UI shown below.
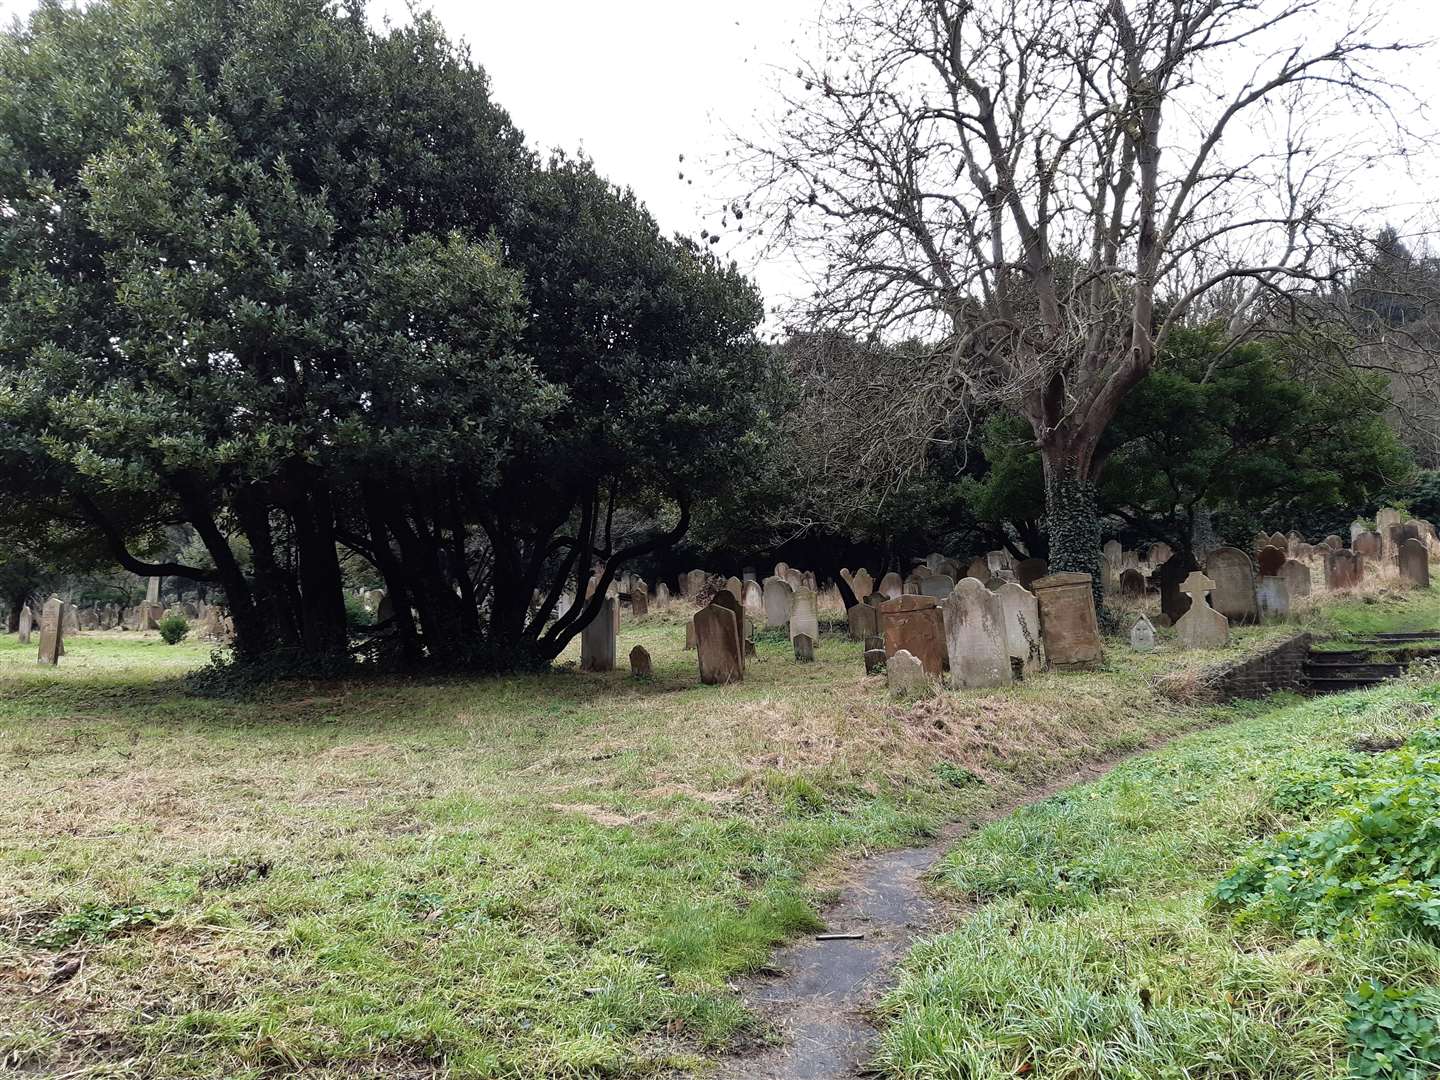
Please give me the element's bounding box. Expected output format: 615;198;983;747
1040;440;1105;615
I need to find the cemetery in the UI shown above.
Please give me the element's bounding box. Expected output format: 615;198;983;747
2;1;1440;1078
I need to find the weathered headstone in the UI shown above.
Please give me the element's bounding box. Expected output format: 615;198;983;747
774;561;790;580
145;576;161;604
784;568;805;592
685;617;697;650
1281;558;1312;600
654;582;671;610
36;596;63;666
1399;538;1430;589
1103;539;1123;567
878;571;903;600
788;586;820;644
879;595;945;676
579;598;617;672
1147;542;1173;568
1324;534;1343;551
995;582;1042;676
926;552;945;572
687;569;708;599
851;569;874;600
61;603;79;635
630;582;649;617
710;590;747;669
920;573;955;599
1269;532;1288;553
1256;545;1287;578
629;645;652;678
1031;573;1103;671
743;580;764;620
1174;572;1229;649
863;634;886;675
1118;568;1146;599
1013;558;1048;589
847;601;879;641
724;576;743;603
942;579;1011;689
1204;547;1258;625
1325;549;1362;591
965;556;989;582
17;604;33;645
1256;575;1291;621
695;602;743;685
1350;519;1368;543
762;576;793;628
1130;615;1156;652
887;649;924;694
1354;531;1381;559
793;633;815;662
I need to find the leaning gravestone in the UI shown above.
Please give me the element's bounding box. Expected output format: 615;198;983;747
762;576;793;628
1256;575;1291;621
1399;538;1430;589
1256;545;1287;578
942;579;1011;689
1281;558;1312;600
1031;573;1103;671
788;586;820;645
920;573;955;599
1204;547;1258;625
887;649;924;694
37;596;63;666
847;602;879;641
579;599;617;672
629;645;652;678
1325;549;1362;591
710;591;747;670
995;581;1042;676
1174;572;1229;649
879;595;946;677
684;617;697;650
793;633;815;662
1130;615;1157;652
695;602;743;685
17;604;32;645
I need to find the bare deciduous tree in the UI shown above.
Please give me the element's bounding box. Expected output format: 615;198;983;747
741;0;1422;583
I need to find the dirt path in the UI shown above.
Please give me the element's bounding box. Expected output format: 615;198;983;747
708;753;1156;1079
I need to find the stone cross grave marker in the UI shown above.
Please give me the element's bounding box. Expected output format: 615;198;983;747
1174;572;1229;649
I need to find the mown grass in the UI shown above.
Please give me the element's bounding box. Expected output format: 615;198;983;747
1;584;1434;1078
876;671;1440;1079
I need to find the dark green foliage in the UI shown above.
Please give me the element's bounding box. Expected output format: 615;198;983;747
37;903;171;949
157;614;189;645
1346;980;1440;1079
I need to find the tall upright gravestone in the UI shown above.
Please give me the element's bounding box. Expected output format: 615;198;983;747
941;579;1011;689
1204;547;1258;624
37;596;63;666
579;598;616;672
1280;558;1312;600
695;602;743;685
1031;573;1103;671
788;586;820;644
1399;538;1430;589
995;581;1043;676
762;576;793;628
17;604;33;645
1325;549;1362;591
709;591;747;669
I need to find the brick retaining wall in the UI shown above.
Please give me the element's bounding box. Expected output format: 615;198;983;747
1206;632;1313;701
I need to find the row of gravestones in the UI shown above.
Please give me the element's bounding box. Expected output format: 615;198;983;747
16;595;232;665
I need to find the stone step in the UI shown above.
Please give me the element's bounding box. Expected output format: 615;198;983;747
1306;674;1392;694
1304;661;1405;679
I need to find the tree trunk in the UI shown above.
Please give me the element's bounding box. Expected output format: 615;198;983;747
1039;442;1104;613
288;473;350;661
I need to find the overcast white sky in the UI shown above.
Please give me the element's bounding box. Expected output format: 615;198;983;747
3;0;1438;317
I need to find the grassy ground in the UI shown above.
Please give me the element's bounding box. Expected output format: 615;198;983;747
876;670;1440;1078
0;584;1435;1077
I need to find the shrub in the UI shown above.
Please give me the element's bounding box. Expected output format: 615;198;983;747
344;593;374;629
157;614;189;645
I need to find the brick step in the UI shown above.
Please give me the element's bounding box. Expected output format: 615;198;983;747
1304;661;1406;679
1306;674;1393;694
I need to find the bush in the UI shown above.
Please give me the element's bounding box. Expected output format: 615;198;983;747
344;593;374;629
157;614;189;645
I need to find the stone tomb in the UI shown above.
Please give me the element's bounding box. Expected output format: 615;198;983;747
37;596;63;666
996;581;1043;676
1031;573;1103;671
694;602;743;685
1204;547;1258;625
942;579;1011;689
879;595;946;677
1399;538;1431;589
1174;572;1229;649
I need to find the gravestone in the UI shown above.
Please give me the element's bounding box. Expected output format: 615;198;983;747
1031;573;1103;671
878;572;903;600
887;649;924;694
774;561;790;580
942;579;1012;689
1147;542;1173;567
139;601;164;631
793;633;815;662
1256;545;1287;578
685;618;697;650
686;569;708;599
145;577;161;604
579;599;616;672
995;582;1043;676
863;634;886;675
1324;535;1343;551
847;602;879;641
629;645;652;678
1013;558;1048;589
1399;538;1430;588
762;577;793;628
939;558;963;581
1269;532;1288;553
1118;568;1146;598
36;596;63;666
903;580;921;595
1252;531;1271;554
630;582;649;617
695;602;743;685
1174;572;1229;649
725;576;743;603
1354;532;1380;559
17;604;33;644
1325;549;1362;591
784;568;805;592
965;556;990;582
1256;575;1291;621
850;569;874;600
1130;616;1156;652
879;595;945;676
743;580;764;620
926;552;945;572
1204;547;1258;624
1350;519;1368;543
654;582;671;610
1287;531;1306;554
788;586;820;644
920;573;955;599
1103;539;1123;567
1281;558;1312;600
710;591;747;669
